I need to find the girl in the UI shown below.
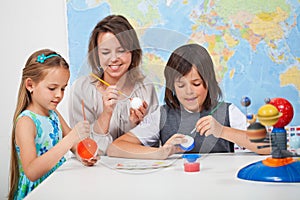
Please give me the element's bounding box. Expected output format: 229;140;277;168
9;49;91;199
107;44;271;159
69;15;159;154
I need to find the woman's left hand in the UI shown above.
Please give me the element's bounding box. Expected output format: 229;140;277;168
129;101;148;125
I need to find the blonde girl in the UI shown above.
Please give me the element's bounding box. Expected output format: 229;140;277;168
9;49;91;199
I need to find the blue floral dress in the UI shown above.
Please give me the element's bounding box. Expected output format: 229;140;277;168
15;110;66;199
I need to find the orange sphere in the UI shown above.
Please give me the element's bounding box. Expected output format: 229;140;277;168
77;138;98;160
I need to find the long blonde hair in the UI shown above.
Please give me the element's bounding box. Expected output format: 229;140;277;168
8;49;69;200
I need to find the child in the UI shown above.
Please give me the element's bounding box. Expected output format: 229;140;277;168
107;44;270;159
9;49;92;200
69;15;159;154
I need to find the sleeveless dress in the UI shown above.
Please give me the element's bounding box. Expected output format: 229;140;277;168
15;110;66;199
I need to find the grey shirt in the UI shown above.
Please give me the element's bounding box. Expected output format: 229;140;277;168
131;103;246;152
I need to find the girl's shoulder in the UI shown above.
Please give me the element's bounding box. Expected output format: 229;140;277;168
18;110;58;121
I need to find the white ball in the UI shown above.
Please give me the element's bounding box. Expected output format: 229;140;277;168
130;97;143;109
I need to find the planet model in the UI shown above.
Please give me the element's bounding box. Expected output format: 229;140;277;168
246;122;267;142
130;97;143;109
257;104;282;126
180;135;195;151
77;138;98;160
241;96;251;107
269;98;294;128
246;113;256;124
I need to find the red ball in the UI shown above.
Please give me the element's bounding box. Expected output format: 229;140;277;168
77;138;98;160
269;98;294;128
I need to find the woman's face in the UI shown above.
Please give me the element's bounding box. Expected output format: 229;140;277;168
97;32;132;82
174;66;208;112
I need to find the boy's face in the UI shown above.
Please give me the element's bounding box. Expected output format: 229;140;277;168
174;66;207;112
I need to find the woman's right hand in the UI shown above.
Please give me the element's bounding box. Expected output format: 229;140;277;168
101;85;120;115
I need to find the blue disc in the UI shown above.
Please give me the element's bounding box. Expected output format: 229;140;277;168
237;159;300;182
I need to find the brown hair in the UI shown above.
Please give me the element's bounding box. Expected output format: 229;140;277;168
164;43;222;110
8;49;69;199
88;14;144;83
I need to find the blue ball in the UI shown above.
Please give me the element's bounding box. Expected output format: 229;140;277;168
241;96;251;107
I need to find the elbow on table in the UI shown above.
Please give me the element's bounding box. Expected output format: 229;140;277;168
106;142;120;157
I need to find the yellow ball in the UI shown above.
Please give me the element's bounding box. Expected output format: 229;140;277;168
257;104;279;117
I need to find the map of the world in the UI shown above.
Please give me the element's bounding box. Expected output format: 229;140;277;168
66;0;300;126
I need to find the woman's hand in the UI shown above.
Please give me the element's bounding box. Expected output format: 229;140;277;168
196;115;224;138
129;100;148;125
101;85;120;115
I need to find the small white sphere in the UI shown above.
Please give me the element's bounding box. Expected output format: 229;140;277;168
130;97;143;109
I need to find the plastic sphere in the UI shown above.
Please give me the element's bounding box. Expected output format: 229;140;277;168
130;97;143;109
269;98;294;128
246;113;256;124
241;96;251;107
257;104;282;126
77;138;98;160
264;97;271;104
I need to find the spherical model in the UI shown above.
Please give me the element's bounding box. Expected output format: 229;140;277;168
130;97;143;109
257;104;282;126
77;138;98;160
246;113;256;124
269;98;294;128
241;96;251;107
246;122;267;142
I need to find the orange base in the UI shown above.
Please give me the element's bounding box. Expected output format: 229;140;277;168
262;157;295;167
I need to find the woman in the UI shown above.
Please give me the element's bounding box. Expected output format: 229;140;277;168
69;15;159;154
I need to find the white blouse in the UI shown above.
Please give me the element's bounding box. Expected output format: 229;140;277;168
68;75;159;153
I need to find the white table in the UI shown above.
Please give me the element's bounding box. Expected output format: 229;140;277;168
25;153;300;200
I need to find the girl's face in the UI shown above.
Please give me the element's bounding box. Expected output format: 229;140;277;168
97;32;132;83
30;67;69;116
174;66;208;112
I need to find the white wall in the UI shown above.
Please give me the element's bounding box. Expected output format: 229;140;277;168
0;1;69;199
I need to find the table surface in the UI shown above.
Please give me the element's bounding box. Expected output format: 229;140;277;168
25;152;300;200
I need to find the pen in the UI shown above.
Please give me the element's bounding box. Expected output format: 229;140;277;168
90;73;130;98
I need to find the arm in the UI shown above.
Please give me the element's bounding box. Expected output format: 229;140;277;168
56;109;100;165
107;132;185;159
68;77;113;155
196;115;271;155
15;116;90;181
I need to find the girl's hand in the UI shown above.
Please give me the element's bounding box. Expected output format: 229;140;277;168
129;100;148;125
73;120;90;142
79;150;101;166
196;115;224;138
160;134;186;159
101;85;119;115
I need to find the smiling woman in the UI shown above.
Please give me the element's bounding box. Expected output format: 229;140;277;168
68;15;159;158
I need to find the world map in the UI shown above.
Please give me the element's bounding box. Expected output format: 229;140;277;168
67;0;300;126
